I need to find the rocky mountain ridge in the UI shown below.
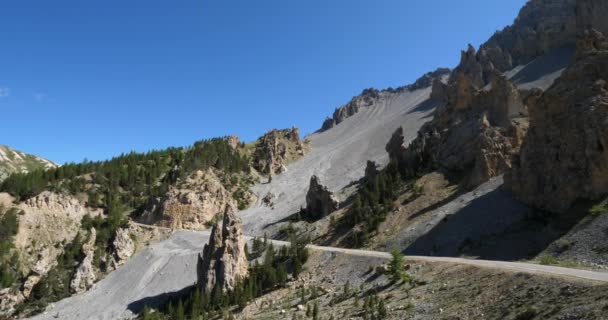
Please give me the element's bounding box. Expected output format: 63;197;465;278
319;68;450;132
0;145;57;182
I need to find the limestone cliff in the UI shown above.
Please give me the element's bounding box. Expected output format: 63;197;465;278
505;29;608;212
138;169;238;230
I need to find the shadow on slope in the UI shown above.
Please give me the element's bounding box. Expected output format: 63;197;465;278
127;285;195;314
509;45;575;86
406;98;438;116
404;186;590;261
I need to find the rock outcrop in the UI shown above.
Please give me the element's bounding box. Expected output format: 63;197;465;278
408;68;451;91
197;206;249;293
321;89;380;131
70;228;97;294
505;29;608;212
482;0;578;69
112;228;135;266
138;169;237;230
252;127;306;175
388;55;528;188
305;175;339;219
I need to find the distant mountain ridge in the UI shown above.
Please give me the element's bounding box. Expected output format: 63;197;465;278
0;145;58;182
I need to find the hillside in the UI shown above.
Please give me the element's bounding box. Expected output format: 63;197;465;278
0;145;57;182
4;0;608;319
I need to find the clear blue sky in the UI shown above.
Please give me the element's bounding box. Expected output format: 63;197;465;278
0;0;527;164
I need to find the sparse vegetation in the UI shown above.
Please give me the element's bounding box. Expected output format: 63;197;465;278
539;254;559;265
340;161;404;247
140;234;310;320
589;202;608;217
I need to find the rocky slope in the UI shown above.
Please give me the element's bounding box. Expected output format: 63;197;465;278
138;169;240;230
506;29;608;213
320;69;450;132
0;145;57;182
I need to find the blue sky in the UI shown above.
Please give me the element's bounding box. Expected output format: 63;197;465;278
0;0;527;164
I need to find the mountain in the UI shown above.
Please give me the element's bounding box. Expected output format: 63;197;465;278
5;0;608;319
0;145;57;182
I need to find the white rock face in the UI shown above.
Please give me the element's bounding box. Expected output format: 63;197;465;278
138;169;237;230
71;228;97;294
15;191;102;274
112;228;135;266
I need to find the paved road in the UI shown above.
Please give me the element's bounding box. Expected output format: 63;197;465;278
137;225;608;284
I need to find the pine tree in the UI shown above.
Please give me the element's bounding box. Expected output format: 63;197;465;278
312;301;319;320
388;249;408;284
176;299;185;320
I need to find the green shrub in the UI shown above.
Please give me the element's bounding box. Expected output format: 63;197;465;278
539;254;558;265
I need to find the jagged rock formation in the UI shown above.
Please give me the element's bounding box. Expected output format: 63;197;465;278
482;0;578;69
112;228;135;267
305;175;339;219
0;145;58;182
197;206;248;293
321;89;380;131
70;228;97;294
252;127;307;175
505;29;608;212
388;54;528;188
138;169;237;230
320;69;450;132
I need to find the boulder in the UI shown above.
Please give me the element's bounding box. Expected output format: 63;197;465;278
305;175;339;219
197;206;249;293
505;29;608;212
70;228;97;294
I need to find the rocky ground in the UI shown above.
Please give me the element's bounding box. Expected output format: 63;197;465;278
235;250;608;320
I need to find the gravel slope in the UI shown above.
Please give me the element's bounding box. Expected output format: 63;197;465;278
31;230;207;320
241;87;437;236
